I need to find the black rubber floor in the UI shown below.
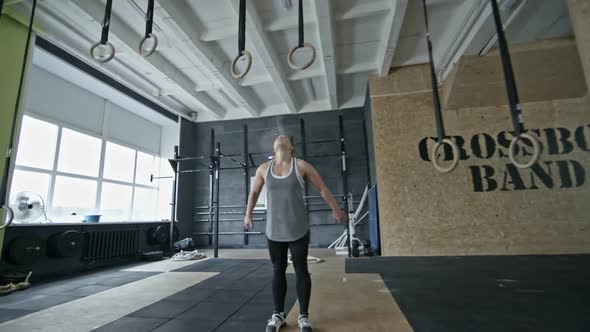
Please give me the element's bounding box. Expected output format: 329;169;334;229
0;268;158;323
346;254;590;332
94;259;298;332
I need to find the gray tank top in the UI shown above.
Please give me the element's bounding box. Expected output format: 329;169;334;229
265;157;310;242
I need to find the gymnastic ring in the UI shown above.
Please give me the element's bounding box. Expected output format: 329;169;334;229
0;205;14;230
508;133;541;169
431;138;459;173
287;42;316;70
90;41;115;63
139;33;158;57
231;50;252;79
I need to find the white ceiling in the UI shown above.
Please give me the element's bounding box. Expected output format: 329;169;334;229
7;0;573;123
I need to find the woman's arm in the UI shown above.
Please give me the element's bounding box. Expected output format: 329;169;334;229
298;160;347;224
244;163;268;230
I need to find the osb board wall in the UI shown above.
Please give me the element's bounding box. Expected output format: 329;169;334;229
370;65;590;256
568;0;590;93
443;38;587;110
370;65;432;97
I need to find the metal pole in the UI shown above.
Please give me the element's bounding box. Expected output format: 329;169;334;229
243;124;250;246
197;204;247;209
194;231;263;236
214;142;221;258
347;192;355;255
170;145;179;253
338;115;351;258
208;128;215;246
300;118;309;215
362;119;372;187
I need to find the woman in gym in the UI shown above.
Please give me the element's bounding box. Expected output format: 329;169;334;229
244;135;347;332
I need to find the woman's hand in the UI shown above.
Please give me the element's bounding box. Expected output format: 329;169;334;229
244;215;253;231
332;209;348;224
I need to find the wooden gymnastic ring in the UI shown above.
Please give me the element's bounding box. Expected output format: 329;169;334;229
90;41;115;63
509;133;541;169
139;33;158;57
431;138;459;173
231;50;252;79
287;42;316;70
0;205;14;230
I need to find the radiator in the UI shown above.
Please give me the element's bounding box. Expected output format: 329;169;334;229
83;230;139;261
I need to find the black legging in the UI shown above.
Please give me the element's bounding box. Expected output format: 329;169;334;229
267;232;311;315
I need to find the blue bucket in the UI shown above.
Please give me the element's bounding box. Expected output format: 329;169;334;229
83;215;102;223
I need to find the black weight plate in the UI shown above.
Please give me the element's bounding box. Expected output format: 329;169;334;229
7;236;45;265
55;230;83;257
154;226;168;244
147;228;158;245
149;225;180;245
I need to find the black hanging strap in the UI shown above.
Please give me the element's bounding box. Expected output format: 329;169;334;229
298;0;304;47
0;0;5;17
0;0;37;206
100;0;113;45
238;0;246;55
422;0;445;142
490;0;524;136
144;0;155;37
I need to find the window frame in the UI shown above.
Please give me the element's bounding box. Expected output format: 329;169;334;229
11;113;161;223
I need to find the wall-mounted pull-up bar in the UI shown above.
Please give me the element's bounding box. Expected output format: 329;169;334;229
160;114;371;259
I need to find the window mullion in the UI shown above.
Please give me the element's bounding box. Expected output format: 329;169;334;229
96;100;110;214
96;139;107;215
130;150;138;221
47;126;63;217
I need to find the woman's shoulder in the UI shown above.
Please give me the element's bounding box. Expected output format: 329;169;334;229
295;158;309;167
257;161;272;173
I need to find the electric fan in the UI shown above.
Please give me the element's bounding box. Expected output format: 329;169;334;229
8;192;47;223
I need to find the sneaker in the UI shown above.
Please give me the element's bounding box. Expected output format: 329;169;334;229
298;314;313;332
266;313;286;332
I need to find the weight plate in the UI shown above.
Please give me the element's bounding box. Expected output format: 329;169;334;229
149;225;180;245
7;236;45;265
50;230;83;258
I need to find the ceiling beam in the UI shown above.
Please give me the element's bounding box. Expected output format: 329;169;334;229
337;61;376;75
70;0;226;120
313;0;337;109
438;0;494;81
264;2;388;34
158;1;261;117
200;25;234;42
335;1;392;21
377;0;408;76
284;60;376;82
239;73;273;87
266;15;315;33
33;1;188;119
227;0;297;113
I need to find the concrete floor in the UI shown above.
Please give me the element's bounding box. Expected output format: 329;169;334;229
0;249;412;331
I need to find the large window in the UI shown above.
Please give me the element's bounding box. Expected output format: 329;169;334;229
9;115;166;223
57;129;102;177
103;142;136;182
15;116;58;170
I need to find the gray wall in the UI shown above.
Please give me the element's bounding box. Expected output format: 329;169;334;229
180;108;373;248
